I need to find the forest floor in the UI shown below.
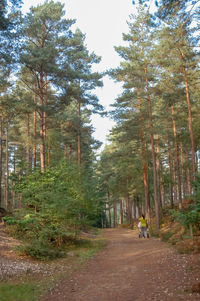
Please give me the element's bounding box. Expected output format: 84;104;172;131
0;224;200;301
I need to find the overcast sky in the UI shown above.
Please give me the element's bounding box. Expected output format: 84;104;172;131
22;0;136;149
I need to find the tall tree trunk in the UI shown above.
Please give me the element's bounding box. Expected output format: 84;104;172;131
126;177;132;224
144;65;160;230
113;202;117;228
120;199;123;225
106;187;111;228
26;113;31;172
33;84;37;169
155;140;162;208
167;138;174;208
138;92;150;221
180;143;186;199
160;161;165;207
186;167;192;196
171;104;182;208
132;198;136;221
39;71;45;173
181;51;196;178
78;98;81;166
173;159;178;204
5;127;9;209
0;116;2;207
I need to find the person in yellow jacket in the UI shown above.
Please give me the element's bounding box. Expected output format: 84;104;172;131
138;214;148;238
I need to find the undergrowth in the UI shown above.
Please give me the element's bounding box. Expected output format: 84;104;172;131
0;283;40;301
0;233;105;301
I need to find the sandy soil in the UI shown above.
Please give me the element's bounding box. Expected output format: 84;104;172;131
40;228;200;301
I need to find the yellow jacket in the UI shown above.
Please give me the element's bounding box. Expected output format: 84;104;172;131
139;217;147;227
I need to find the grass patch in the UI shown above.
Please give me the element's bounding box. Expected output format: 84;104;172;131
70;237;106;260
0;283;40;301
78;238;105;259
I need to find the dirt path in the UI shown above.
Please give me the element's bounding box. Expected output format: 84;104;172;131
40;228;200;301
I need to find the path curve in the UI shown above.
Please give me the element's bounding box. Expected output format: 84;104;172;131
41;228;200;301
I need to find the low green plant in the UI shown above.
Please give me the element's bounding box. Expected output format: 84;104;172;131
18;240;64;261
0;283;40;301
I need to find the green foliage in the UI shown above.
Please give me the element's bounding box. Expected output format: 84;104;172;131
0;283;40;301
171;203;200;232
8;161;104;259
170;174;200;232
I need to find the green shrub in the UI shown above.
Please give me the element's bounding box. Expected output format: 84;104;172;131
8;162;105;260
18;240;64;261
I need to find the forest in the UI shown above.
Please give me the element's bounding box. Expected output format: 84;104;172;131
0;0;200;260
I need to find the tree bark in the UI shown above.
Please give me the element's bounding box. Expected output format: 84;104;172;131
78;98;81;166
167;138;174;208
144;65;160;230
113;202;117;228
0;116;2;207
171;104;182;208
39;70;45;173
138;92;150;221
181;51;196;179
155;140;162;208
26;113;31;172
186;166;192;196
180;143;186;199
33;84;37;169
173;159;178;204
119;199;123;224
5;127;9;209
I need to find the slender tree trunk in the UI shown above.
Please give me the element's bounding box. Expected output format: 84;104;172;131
78;98;81;166
181;52;196;178
167;138;174;208
186;166;192;196
144;65;160;230
0;116;2;207
106;187;112;228
138;92;150;221
39;71;45;173
113;202;117;228
44;74;47;140
160;161;165;207
155;140;162;209
33;84;37;169
5;127;9;209
26;113;31;172
173;159;178;204
180;143;186;199
132;198;136;219
171;104;182;208
120;199;123;224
